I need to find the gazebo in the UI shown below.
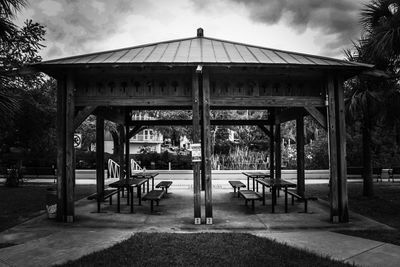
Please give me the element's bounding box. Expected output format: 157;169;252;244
34;28;373;224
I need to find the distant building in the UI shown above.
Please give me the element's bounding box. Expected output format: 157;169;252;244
104;129;163;154
179;135;191;150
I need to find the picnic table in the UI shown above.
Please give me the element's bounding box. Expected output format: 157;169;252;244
108;178;147;213
242;172;271;191
256;178;296;213
131;172;159;193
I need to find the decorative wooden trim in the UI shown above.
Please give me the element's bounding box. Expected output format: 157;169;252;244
305;107;327;130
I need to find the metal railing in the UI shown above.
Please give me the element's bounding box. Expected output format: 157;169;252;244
107;159;120;179
131;158;143;173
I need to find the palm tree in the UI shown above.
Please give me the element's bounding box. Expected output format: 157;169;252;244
0;0;27;41
361;0;400;71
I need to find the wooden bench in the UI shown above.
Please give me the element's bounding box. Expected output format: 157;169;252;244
87;188;119;212
156;181;173;195
238;190;262;211
142;190;166;212
228;181;246;197
286;190;317;213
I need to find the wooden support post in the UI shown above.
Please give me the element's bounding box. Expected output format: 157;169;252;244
118;124;124;180
56;77;66;221
327;75;340;223
192;72;201;225
296;116;305;197
65;75;75;222
125;110;131;179
202;71;213;224
96;115;105;204
335;78;349;222
269;109;275;179
275;123;281;181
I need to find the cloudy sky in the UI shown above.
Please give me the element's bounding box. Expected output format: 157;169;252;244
15;0;368;60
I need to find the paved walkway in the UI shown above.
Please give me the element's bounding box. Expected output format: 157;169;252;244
0;181;399;266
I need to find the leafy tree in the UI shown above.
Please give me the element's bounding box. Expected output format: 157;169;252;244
344;0;400;196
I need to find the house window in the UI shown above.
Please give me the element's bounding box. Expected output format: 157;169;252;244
144;130;148;140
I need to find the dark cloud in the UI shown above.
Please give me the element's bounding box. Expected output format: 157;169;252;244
26;0;149;58
193;0;366;57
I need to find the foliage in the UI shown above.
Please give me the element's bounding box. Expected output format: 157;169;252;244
132;151;192;170
211;146;268;170
0;0;27;41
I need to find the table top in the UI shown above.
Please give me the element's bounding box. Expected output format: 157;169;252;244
256;178;296;188
131;172;159;178
242;172;271;178
109;178;147;188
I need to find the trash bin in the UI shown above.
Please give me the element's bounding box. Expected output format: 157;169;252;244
46;188;57;219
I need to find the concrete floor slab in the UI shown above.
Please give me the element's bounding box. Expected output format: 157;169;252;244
0;185;398;266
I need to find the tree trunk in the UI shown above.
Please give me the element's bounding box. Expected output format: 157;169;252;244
362;117;374;197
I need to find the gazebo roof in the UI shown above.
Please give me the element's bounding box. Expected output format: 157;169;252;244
39;28;372;69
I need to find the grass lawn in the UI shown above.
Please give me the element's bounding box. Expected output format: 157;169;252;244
307;182;400;246
60;233;352;267
0;183;95;232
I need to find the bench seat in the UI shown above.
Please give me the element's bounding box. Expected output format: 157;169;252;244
287;190;317;213
238;190;262;211
87;188;119;212
156;181;173;195
142;190;166;212
228;181;246;197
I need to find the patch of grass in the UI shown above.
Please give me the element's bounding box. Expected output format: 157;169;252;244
60;233;352;267
0;183;95;232
307;182;400;245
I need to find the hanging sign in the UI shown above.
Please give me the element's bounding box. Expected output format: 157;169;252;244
74;133;82;149
191;143;201;162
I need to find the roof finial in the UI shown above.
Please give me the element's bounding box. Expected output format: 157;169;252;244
197;28;204;37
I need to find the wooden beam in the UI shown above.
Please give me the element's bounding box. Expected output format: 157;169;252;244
192;72;201;225
336;77;349;222
296;116;305;197
258;125;273;138
269;108;275;179
75;96;325;108
73;106;97;130
56;77;66;221
127;125;145;140
118;124;124;180
127;119;271;126
305;107;327;130
98;107;125;125
125;109;131;180
202;71;213;224
275;122;281;180
327;75;339;223
65;75;75;222
96;115;105;211
276;108;307;124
